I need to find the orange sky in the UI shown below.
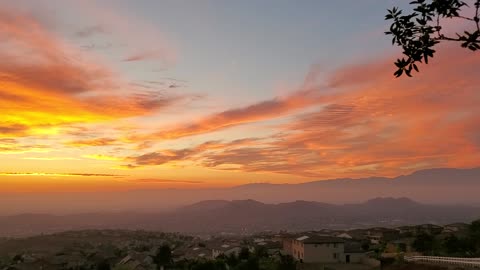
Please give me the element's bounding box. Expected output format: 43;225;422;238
1;2;479;192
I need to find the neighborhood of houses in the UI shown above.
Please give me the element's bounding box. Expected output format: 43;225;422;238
0;222;474;270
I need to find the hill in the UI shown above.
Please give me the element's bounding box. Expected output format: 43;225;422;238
1;167;479;215
1;197;479;236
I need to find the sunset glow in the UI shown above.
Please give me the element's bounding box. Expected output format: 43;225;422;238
1;0;479;193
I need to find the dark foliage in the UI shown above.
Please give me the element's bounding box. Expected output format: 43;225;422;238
152;244;172;268
238;247;250;261
276;254;296;270
233;257;259;270
385;0;480;77
190;260;227;270
412;233;435;254
95;260;111;270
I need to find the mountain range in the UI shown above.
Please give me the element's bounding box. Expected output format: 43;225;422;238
1;197;479;237
1;167;479;215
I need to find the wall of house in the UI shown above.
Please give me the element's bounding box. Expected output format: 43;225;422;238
344;252;364;263
282;239;293;255
303;243;344;263
291;240;305;261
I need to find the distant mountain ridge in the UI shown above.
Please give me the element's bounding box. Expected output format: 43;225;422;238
235;167;480;187
150;197;478;233
0;167;479;215
1;197;479;237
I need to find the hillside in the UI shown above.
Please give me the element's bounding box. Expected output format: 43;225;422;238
1;167;479;215
1;198;479;236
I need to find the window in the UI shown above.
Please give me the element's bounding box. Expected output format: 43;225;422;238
333;253;337;259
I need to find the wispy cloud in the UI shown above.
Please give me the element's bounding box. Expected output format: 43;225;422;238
66;138;118;147
82;154;122;161
0;172;125;177
123;46;480;178
22;157;80;161
128;178;204;184
123;50;165;62
124;138;260;168
0;7;181;140
0;139;51;154
131;89;330;142
75;24;108;38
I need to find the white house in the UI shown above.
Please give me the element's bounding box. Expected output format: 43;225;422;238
288;235;345;263
284;235;366;264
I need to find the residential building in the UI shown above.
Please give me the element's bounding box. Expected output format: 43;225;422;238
211;244;241;259
285;235;346;263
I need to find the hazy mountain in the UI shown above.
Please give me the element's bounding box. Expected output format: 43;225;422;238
1;198;479;236
146;198;479;233
1;167;479;215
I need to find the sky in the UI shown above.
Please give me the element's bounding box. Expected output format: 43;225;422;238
1;0;479;192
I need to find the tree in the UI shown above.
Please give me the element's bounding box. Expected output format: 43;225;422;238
226;253;239;267
444;234;461;254
233;257;259;270
385;0;480;77
152;245;172;270
276;255;296;270
238;247;250;261
191;260;227;270
254;246;268;258
412;233;435;254
469;219;480;255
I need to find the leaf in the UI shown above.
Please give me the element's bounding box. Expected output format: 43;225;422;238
413;63;419;72
394;69;403;77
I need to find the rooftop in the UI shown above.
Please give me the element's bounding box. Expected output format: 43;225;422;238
296;235;345;244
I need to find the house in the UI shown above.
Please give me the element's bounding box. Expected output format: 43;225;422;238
336;233;353;239
397;226;416;236
344;241;366;263
285;235;346;263
416;224;443;235
366;228;400;243
282;237;294;256
442;223;469;234
368;234;382;244
182;247;211;260
211;244;241;259
257;241;283;255
283;235;368;264
117;253;155;270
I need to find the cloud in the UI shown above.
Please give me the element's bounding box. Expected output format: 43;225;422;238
0;7;181;139
0;124;29;136
22;157;80;161
128;149;195;166
123;50;165;62
124;138;261;168
75;25;108;38
0;139;51;154
196;46;480;178
128;178;204;184
124;46;480;179
82;154;122;161
66;138;118;147
131;86;331;142
74;0;176;64
0;172;125;177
